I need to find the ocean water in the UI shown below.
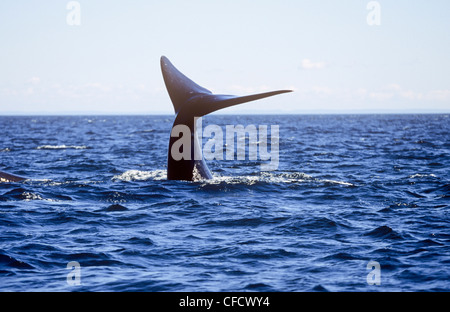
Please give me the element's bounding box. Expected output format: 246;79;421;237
0;114;449;292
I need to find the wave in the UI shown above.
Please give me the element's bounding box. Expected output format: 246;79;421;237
36;145;88;150
319;179;355;186
1;187;72;202
112;170;315;184
0;253;34;270
364;225;405;240
112;170;167;182
111;169;354;187
205;172;354;186
202;174;308;185
408;173;437;179
19;191;44;201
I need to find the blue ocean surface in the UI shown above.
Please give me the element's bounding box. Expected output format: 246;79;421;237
0;114;449;291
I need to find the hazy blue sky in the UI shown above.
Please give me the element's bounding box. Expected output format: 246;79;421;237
0;0;449;114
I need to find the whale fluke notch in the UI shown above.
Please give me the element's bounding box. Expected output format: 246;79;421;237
160;56;292;181
0;171;26;183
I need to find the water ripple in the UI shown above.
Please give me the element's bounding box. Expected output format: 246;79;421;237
0;115;449;291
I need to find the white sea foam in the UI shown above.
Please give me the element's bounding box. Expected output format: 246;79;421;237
112;170;167;182
21;192;44;201
206;175;261;185
112;169;354;186
36;145;88;150
204;171;355;186
319;179;355;186
409;173;437;179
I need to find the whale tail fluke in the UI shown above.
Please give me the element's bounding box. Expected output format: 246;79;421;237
161;55;292;181
160;56;292;117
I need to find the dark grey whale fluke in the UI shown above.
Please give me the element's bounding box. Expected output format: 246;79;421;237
161;56;292;181
0;171;26;183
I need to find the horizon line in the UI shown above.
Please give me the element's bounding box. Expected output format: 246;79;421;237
0;109;449;116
